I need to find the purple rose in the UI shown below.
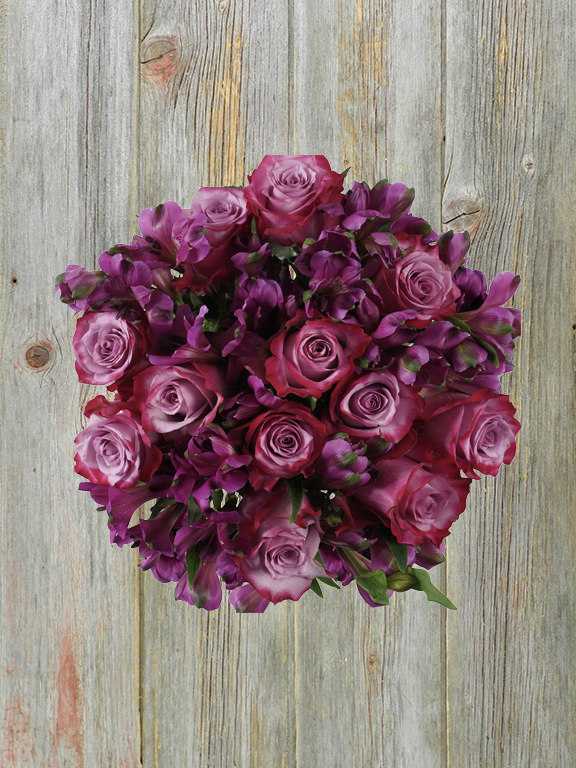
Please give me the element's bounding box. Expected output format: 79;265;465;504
233;488;325;605
240;402;328;491
133;363;226;441
372;234;460;329
352;456;471;547
73;311;146;385
189;187;250;248
328;370;423;441
74;396;162;489
245;155;345;245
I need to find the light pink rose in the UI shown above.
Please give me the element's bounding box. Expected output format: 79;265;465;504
244;155;345;245
189;187;250;248
133;363;225;441
352;456;471;546
74;396;162;488
234;488;325;604
265;312;371;398
73;311;145;385
415;388;520;478
328;370;423;441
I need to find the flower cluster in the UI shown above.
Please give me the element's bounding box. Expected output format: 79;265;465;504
57;155;521;612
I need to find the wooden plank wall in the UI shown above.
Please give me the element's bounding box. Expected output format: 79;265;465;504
0;1;574;766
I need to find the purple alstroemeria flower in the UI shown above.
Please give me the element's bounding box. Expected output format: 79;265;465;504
295;230;365;319
340;180;415;241
55;265;106;312
313;437;372;490
218;274;283;359
173;520;224;610
79;481;157;542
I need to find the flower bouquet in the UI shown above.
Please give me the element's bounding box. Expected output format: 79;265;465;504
56;155;521;612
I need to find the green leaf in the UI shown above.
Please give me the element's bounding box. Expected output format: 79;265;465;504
407;567;457;610
447;316;473;335
187;496;203;524
284;476;304;524
186;548;201;590
317;576;341;589
381;528;408;573
314;551;327;569
310;578;323;598
356;570;389;605
340;166;352;177
202;317;220;333
211;489;224;510
306;396;317;412
148;498;175;520
269;242;299;261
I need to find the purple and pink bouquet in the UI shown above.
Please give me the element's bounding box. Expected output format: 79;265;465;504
56;155;521;612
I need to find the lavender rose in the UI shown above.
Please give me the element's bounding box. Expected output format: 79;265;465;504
133;363;225;441
73;310;145;385
74;396;162;488
372;234;460;328
189;187;250;248
232;488;325;605
328;370;422;442
244;155;345;245
415;388;521;478
265;312;371;399
242;402;328;491
352;456;471;547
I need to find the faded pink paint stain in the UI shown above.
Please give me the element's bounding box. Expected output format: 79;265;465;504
1;697;36;766
53;627;84;768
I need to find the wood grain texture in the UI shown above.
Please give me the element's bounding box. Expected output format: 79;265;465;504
443;2;576;766
0;1;142;766
137;2;297;766
292;2;447;766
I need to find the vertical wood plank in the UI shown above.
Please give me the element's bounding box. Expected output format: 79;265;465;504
292;2;446;766
444;1;576;765
137;2;296;766
0;1;141;767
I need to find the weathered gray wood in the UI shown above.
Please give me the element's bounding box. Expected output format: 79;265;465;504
0;2;142;767
137;2;297;766
292;2;447;766
443;2;576;766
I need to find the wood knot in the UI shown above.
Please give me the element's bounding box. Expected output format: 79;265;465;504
366;651;379;674
141;36;181;88
442;190;484;236
522;153;535;178
25;344;50;369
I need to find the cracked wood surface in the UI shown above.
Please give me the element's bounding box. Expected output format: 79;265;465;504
0;1;574;766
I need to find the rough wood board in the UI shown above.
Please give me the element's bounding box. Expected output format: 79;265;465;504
0;1;142;766
443;1;576;766
137;2;297;766
292;2;447;766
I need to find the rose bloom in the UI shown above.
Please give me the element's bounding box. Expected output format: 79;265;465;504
189;187;250;248
328;370;422;442
73;310;145;385
415;388;520;478
243;402;328;491
133;363;225;442
371;234;461;328
234;488;325;603
74;396;162;488
265;312;371;398
244;155;345;245
352;456;471;546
